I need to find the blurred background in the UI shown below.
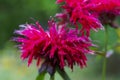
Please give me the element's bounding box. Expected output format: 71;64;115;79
0;0;120;80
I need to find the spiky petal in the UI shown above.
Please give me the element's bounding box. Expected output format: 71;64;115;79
14;20;93;69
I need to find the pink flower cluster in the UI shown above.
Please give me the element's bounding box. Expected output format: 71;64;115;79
14;21;93;69
56;0;120;35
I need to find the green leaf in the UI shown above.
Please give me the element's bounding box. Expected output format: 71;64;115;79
56;67;71;80
36;72;46;80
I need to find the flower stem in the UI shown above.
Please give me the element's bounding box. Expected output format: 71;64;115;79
102;56;107;80
102;26;108;80
57;67;71;80
50;75;55;80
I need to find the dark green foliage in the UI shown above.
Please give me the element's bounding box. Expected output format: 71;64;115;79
0;0;58;49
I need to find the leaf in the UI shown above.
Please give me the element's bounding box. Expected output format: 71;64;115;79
116;28;120;38
94;50;114;58
114;43;120;54
94;51;105;57
36;71;46;80
56;67;71;80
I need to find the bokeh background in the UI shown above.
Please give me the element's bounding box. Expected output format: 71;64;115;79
0;0;120;80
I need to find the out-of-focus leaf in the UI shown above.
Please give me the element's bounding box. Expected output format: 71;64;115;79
94;50;114;58
114;43;120;53
0;0;58;48
116;28;120;38
94;51;105;57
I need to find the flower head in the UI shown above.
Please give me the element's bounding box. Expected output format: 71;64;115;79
56;0;104;36
91;0;120;28
14;20;93;70
56;0;120;35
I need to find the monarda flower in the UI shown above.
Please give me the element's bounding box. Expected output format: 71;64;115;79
13;20;93;73
56;0;120;35
91;0;120;28
56;0;104;36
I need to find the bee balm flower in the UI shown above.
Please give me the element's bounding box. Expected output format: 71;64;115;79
91;0;120;28
56;0;104;36
56;0;120;32
14;20;93;70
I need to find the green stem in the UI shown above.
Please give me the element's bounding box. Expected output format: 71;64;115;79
57;67;71;80
102;56;107;80
50;75;55;80
102;26;108;80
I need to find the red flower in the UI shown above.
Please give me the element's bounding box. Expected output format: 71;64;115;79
56;0;120;35
91;0;120;14
91;0;120;28
56;0;104;36
14;20;93;69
